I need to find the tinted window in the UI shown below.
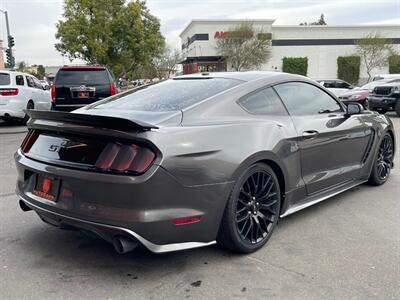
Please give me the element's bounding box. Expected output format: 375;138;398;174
239;88;287;115
56;69;110;85
26;76;35;88
0;73;10;85
336;81;351;89
91;78;242;112
16;75;24;86
274;82;342;115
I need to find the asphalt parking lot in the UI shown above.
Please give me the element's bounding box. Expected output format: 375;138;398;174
0;115;399;300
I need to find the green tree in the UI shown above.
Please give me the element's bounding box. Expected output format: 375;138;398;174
16;61;27;72
282;57;308;76
355;33;394;81
337;56;360;85
153;46;182;78
388;54;400;74
37;65;46;79
215;22;272;71
55;0;165;78
300;13;327;25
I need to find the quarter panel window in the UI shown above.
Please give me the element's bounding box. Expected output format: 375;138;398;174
274;82;342;116
26;76;35;88
238;88;288;115
16;75;25;86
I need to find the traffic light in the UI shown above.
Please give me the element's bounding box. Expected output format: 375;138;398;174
8;35;15;48
5;48;15;68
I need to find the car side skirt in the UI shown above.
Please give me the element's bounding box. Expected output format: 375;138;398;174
280;179;367;218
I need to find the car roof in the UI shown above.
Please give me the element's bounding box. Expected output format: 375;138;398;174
60;65;106;70
0;70;33;76
174;71;305;83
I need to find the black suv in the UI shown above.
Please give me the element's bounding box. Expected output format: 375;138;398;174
51;66;117;111
368;81;400;116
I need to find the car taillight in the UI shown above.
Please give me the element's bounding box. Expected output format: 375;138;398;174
21;130;39;153
51;84;56;102
0;88;19;96
95;142;155;174
110;83;117;96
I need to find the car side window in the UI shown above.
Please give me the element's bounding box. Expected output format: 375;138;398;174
274;82;342;116
32;77;43;89
238;87;288;115
336;81;351;89
26;76;35;88
16;75;25;86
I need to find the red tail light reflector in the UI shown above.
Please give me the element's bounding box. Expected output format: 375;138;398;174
0;88;19;96
51;84;56;102
110;83;117;96
172;217;201;225
21;130;39;153
95;142;155;174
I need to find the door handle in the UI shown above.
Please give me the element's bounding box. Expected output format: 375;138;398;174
302;130;319;139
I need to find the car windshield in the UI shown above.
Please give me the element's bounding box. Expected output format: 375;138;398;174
360;80;390;90
56;69;110;85
0;73;11;85
90;78;243;112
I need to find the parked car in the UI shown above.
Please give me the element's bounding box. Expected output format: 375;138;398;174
339;78;400;109
16;72;395;254
372;74;400;81
0;70;51;123
39;80;50;90
51;65;117;111
368;80;400;115
316;79;353;97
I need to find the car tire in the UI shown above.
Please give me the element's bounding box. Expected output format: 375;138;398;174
376;108;387;114
22;101;34;124
363;99;369;110
395;100;400;117
368;133;394;186
217;163;281;253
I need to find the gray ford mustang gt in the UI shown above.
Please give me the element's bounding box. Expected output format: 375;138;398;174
15;72;395;254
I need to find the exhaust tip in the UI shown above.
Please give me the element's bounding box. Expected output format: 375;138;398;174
112;236;138;254
19;200;32;212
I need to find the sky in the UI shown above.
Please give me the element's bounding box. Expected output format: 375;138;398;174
0;0;399;66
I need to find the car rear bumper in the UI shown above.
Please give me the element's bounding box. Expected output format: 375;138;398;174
14;150;232;252
19;196;216;253
368;96;397;110
51;103;87;112
0;100;26;118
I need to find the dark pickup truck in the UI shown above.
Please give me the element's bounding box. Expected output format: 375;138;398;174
368;82;400;116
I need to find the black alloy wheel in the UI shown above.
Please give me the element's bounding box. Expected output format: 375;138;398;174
236;171;279;244
218;163;281;253
368;133;394;185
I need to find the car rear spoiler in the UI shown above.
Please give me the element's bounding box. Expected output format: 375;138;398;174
26;110;158;131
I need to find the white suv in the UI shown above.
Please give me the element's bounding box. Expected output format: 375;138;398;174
0;70;52;123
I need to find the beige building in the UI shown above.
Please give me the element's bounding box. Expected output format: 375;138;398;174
180;19;400;82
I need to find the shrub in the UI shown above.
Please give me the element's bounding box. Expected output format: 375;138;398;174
282;57;308;76
389;54;400;74
337;56;360;85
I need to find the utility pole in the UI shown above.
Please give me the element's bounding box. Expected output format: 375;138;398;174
1;10;15;68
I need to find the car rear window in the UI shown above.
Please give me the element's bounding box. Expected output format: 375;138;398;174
90;78;243;112
0;73;11;85
56;69;110;85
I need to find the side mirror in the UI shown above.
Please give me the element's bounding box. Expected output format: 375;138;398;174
346;103;363;116
348;85;354;89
